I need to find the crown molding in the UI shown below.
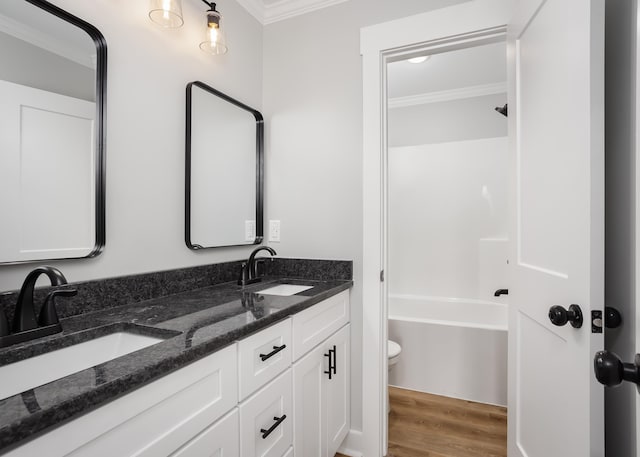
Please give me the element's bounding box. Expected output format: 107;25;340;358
235;0;350;25
264;0;349;24
388;81;507;109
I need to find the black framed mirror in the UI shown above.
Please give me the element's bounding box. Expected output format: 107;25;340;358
185;81;263;249
0;0;106;264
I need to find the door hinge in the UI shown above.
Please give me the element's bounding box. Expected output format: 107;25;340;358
380;270;384;282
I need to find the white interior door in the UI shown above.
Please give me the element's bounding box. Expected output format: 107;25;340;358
508;0;605;456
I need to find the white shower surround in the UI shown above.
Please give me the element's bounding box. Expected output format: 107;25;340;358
388;136;509;301
388;136;509;407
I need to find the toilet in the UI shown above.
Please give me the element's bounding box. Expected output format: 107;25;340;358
387;340;402;413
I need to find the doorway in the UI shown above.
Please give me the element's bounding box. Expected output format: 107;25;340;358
361;3;510;454
385;39;509;456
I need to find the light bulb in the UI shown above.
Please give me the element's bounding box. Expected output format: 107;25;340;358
200;9;228;55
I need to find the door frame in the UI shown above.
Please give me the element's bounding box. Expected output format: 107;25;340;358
636;2;640;452
360;1;510;455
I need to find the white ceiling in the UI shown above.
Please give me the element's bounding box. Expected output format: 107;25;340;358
387;41;507;104
235;0;349;25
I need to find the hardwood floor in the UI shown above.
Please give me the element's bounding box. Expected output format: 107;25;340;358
335;387;507;457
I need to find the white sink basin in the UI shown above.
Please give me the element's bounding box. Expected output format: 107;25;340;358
0;331;164;400
258;284;313;296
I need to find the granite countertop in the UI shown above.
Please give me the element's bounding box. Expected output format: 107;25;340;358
0;276;352;452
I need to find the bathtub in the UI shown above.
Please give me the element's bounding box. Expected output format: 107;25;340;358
388;295;508;406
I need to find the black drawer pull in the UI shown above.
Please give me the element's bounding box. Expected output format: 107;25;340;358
259;344;286;361
260;415;287;439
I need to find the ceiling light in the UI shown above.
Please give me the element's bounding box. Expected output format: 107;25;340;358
200;1;228;55
408;56;430;64
148;0;184;28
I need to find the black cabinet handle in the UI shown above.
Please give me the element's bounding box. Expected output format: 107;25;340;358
548;304;583;328
331;345;337;375
259;344;286;361
324;350;333;380
324;345;337;379
260;415;287;439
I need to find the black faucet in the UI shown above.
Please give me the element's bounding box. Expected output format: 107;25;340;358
238;246;277;286
0;266;76;348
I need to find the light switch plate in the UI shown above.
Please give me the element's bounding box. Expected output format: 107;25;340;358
269;220;281;242
245;220;256;241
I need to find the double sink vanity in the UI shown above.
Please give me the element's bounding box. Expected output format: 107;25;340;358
0;259;352;456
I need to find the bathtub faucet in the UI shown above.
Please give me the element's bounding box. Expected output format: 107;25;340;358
494;289;509;297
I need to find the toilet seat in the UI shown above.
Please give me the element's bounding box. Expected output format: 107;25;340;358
388;340;401;365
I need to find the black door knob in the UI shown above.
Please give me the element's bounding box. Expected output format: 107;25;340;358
548;304;583;328
594;350;640;387
605;307;622;329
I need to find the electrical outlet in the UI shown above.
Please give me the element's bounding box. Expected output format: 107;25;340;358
245;220;256;241
269;220;281;242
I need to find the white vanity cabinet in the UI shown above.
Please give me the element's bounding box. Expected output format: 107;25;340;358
292;291;351;457
4;290;350;457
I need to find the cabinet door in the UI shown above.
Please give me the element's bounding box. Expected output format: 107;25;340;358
170;409;238;457
292;343;327;457
325;324;350;457
239;369;292;457
6;344;238;457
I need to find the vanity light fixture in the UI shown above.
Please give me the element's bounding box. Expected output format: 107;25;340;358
199;1;228;55
408;55;431;64
148;0;184;28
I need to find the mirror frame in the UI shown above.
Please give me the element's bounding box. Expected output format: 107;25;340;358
185;81;264;250
0;0;107;265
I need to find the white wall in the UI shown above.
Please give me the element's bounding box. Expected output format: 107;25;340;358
388;93;507;147
0;0;263;290
0;31;95;101
388;138;509;301
262;0;470;434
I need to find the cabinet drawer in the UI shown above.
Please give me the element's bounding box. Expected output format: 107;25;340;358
170;408;239;457
239;319;292;400
239;369;293;457
292;290;349;360
6;344;238;457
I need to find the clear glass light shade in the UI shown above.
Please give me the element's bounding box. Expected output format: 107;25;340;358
149;0;184;28
199;10;228;55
